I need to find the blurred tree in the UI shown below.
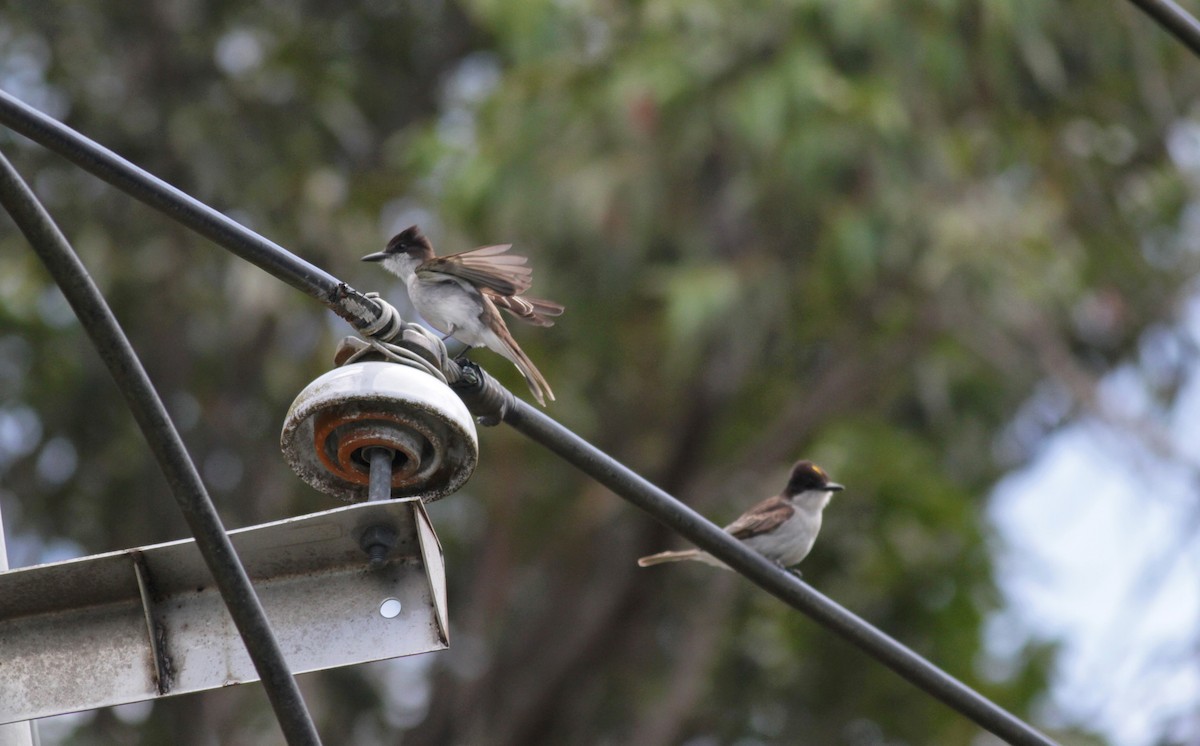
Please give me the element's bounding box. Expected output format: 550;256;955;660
0;0;1195;744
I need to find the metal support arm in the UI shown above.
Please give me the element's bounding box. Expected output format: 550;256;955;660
0;88;1057;745
0;499;447;725
0;150;322;746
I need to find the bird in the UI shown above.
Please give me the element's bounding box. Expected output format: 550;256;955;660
362;225;563;405
637;460;843;571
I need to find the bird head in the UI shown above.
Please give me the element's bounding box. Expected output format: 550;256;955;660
785;460;844;499
362;225;434;264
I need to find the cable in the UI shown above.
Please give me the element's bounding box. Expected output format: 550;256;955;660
0;88;382;330
1125;0;1200;57
505;401;1056;745
0;149;322;746
346;294;460;384
449;368;1058;746
0;86;1055;744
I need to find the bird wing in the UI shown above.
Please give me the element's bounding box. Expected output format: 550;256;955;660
417;244;533;297
724;495;795;540
485;290;565;327
478;294;555;405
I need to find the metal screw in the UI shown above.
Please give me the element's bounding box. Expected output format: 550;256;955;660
359;524;398;569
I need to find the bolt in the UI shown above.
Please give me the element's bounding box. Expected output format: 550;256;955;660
359;524;398;569
365;446;395;502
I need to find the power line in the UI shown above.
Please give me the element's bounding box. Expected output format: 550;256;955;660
455;371;1059;746
0;148;322;746
0;89;1056;744
0;89;382;331
1125;0;1200;57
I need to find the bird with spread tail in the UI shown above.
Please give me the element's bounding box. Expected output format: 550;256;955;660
638;460;843;570
362;225;563;405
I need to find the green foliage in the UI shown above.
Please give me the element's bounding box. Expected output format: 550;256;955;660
1;0;1196;743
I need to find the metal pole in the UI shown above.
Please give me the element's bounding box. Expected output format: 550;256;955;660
0;150;321;746
500;400;1059;746
0;89;381;330
1125;0;1200;57
0;83;1055;743
0;508;36;746
367;448;394;502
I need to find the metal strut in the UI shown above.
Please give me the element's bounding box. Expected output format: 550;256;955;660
0;149;322;746
0;89;1056;745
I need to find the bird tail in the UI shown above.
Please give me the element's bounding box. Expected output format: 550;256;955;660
491;321;555;406
490;293;565;328
637;549;704;567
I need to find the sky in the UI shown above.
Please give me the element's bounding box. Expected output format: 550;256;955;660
985;118;1200;746
989;337;1200;744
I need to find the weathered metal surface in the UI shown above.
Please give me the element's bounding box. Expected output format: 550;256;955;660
0;498;448;724
281;362;478;502
0;506;36;746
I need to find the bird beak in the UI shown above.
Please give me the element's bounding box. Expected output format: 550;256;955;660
827;483;845;492
361;251;388;262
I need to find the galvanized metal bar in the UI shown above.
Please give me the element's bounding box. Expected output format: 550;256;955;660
0;499;447;724
413;499;449;645
0;88;382;329
0;149;322;746
0;80;1057;742
499;399;1059;746
0;507;36;746
132;551;171;695
1125;0;1200;57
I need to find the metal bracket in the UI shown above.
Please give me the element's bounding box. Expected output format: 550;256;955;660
0;498;448;724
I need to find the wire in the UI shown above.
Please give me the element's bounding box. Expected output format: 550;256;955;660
351;294;460;384
0;88;382;331
0;88;1055;744
503;401;1057;745
0;149;322;746
1125;0;1200;57
447;367;1058;746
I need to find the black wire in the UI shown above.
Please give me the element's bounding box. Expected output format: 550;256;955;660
0;87;1056;743
0;149;322;746
1126;0;1200;57
0;88;382;330
501;398;1060;746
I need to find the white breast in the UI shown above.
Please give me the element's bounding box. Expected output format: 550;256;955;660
742;506;823;567
407;275;489;346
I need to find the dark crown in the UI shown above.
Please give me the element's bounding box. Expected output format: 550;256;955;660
785;460;838;494
385;225;429;254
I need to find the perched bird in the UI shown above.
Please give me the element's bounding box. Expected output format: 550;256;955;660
638;460;843;570
362;225;563;405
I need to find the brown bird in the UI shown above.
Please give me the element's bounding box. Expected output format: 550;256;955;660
363;225;563;405
638;461;843;570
